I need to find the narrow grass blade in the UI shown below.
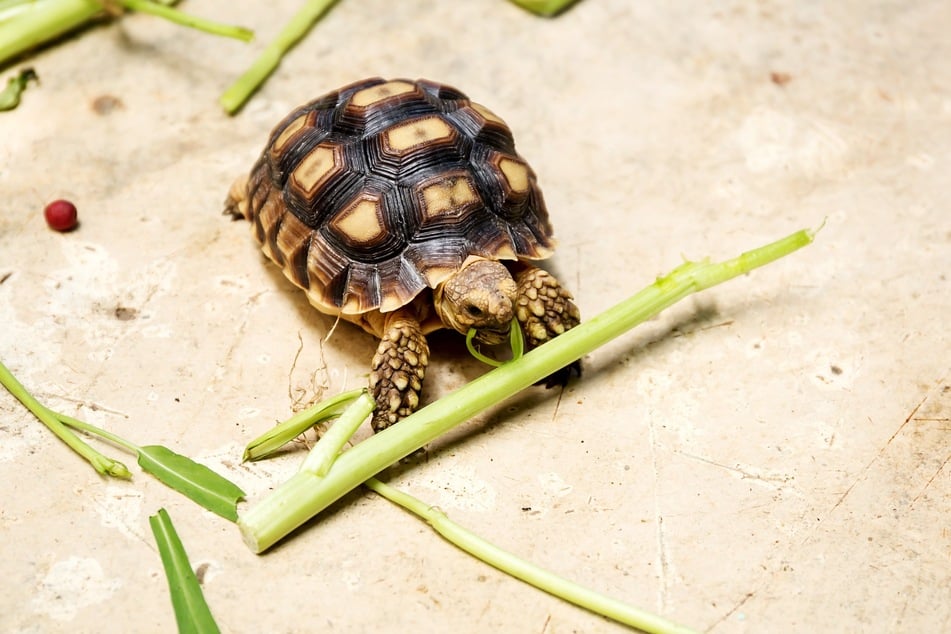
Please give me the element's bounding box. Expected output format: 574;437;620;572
366;478;697;633
149;508;222;634
139;446;245;521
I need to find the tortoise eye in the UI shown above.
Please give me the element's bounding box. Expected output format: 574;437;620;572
466;304;483;317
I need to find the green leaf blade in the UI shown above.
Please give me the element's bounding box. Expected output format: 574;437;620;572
138;446;245;522
149;508;222;634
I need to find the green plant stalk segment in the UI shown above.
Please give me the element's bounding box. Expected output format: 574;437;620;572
149;508;222;634
0;0;248;69
0;367;245;519
219;0;338;114
243;387;365;461
0;0;102;67
239;226;817;553
119;0;252;41
300;391;375;476
0;359;131;478
465;318;525;368
365;478;697;634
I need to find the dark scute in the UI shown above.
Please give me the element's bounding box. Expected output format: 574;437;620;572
325;265;351;307
416;78;468;110
446;107;516;153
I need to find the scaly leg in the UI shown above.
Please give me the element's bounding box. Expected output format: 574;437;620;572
514;264;582;385
368;310;430;432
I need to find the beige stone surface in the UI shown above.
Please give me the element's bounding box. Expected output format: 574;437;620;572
1;1;948;632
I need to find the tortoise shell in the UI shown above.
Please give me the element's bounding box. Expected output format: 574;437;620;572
242;77;555;316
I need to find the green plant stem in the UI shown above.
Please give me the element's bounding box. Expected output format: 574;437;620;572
300;391;375;476
56;411;140;452
0;0;103;66
0;0;246;69
465;318;525;368
219;0;338;114
365;478;696;634
239;226;817;553
0;359;131;478
119;0;252;41
243;387;364;461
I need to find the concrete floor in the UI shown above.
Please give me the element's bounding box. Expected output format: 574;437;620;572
1;1;948;632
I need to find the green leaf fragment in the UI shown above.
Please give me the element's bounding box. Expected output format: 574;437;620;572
149;508;222;634
0;67;38;111
139;446;245;522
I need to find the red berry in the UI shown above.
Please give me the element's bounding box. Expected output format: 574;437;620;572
44;199;78;232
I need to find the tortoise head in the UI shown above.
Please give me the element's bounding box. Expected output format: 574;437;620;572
434;258;517;345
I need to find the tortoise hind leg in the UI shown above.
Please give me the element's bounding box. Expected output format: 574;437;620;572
368;310;430;432
223;174;250;220
513;264;582;386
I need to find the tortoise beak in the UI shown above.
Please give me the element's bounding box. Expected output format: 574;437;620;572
473;322;512;345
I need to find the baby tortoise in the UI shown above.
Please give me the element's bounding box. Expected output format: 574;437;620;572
226;77;580;431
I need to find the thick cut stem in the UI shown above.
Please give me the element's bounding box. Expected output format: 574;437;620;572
238;227;817;553
0;0;103;66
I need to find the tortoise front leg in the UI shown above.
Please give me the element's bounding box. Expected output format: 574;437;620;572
514;265;581;347
368;311;430;432
513;264;582;386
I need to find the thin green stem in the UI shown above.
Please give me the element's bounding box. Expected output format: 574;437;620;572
118;0;252;41
466;328;504;367
466;319;525;367
219;0;338;114
239;226;817;552
300;391;375;476
243;387;364;461
56;412;140;453
0;359;131;478
366;478;697;633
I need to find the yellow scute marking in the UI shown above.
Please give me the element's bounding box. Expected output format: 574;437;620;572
331;196;386;244
385;116;454;152
497;157;530;193
292;144;338;193
272;113;308;152
420;176;480;219
470;102;506;126
351;81;416;107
